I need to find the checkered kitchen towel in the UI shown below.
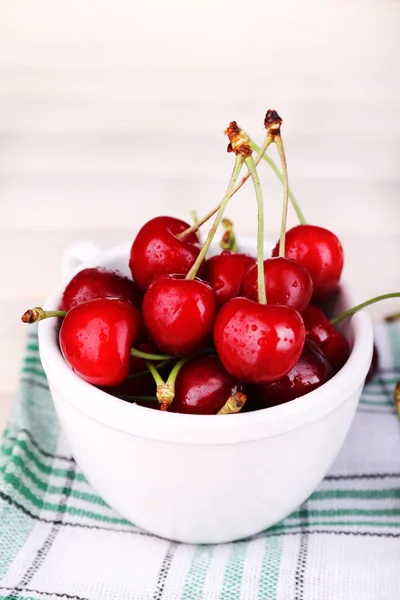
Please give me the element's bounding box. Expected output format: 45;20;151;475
0;323;399;600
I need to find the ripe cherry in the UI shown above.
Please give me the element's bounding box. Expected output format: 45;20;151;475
272;224;344;300
59;298;143;387
214;297;306;384
202;251;256;307
241;257;313;312
61;267;142;311
251;339;332;407
302;305;349;374
171;355;245;414
129;216;202;291
142;275;217;357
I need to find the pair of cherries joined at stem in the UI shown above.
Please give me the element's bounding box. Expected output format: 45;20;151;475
22;109;399;415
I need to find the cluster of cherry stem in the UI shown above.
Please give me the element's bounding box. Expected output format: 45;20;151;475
21;112;400;412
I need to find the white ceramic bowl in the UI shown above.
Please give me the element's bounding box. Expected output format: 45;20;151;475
39;238;374;544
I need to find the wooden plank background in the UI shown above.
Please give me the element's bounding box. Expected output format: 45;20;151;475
1;0;399;432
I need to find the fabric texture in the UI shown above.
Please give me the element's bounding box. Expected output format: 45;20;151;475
0;323;399;600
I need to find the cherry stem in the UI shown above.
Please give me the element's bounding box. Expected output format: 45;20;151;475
191;210;202;244
127;359;174;380
247;136;306;225
220;218;238;252
145;358;189;411
178;136;273;241
217;391;247;415
118;395;158;402
244;155;267;305
186;154;244;280
273;135;290;258
21;307;67;324
330;293;400;326
131;348;173;361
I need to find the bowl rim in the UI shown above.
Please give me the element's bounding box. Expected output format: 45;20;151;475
38;240;374;445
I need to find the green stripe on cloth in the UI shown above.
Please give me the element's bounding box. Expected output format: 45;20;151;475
0;327;60;578
288;508;400;519
220;542;247;600
310;488;400;500
181;546;214;599
257;537;282;600
2;471;130;525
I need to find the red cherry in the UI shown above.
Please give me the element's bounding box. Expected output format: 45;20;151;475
61;268;142;311
251;339;332;407
302;305;350;373
142;275;217;357
214;297;306;384
272;224;344;300
171;355;244;414
129;216;202;290
59;298;142;387
241;257;313;312
202;251;256;307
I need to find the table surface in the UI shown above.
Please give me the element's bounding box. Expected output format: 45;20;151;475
1;0;400;435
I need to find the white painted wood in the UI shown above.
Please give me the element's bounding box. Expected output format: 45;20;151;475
1;0;400;433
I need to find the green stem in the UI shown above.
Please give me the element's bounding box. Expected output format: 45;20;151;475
178;136;273;241
165;358;189;389
127;359;174;380
247;137;306;225
131;348;173;361
274;135;289;258
117;395;158;402
144;360;165;387
244;156;267;305
385;312;400;323
21;307;67;324
186;154;244;280
330;293;400;326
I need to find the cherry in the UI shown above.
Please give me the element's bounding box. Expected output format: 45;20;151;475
203;251;256;307
129;216;202;291
61;267;142;311
251;339;332;408
272;224;344;300
214;297;306;384
59;298;142;387
241;257;313;312
302;305;349;374
142;275;217;357
171;355;245;414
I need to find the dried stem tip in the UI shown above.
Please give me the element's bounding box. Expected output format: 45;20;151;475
394;382;400;420
21;307;46;324
156;384;175;411
225;121;252;156
217;391;247;415
264;110;283;136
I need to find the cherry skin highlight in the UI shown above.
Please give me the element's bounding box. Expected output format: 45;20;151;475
59;298;143;387
214;297;306;384
61;267;142;312
272;224;344;300
251;339;332;408
142;275;217;357
171;355;244;414
241;257;313;312
302;305;350;374
129;216;202;291
203;251;256;307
